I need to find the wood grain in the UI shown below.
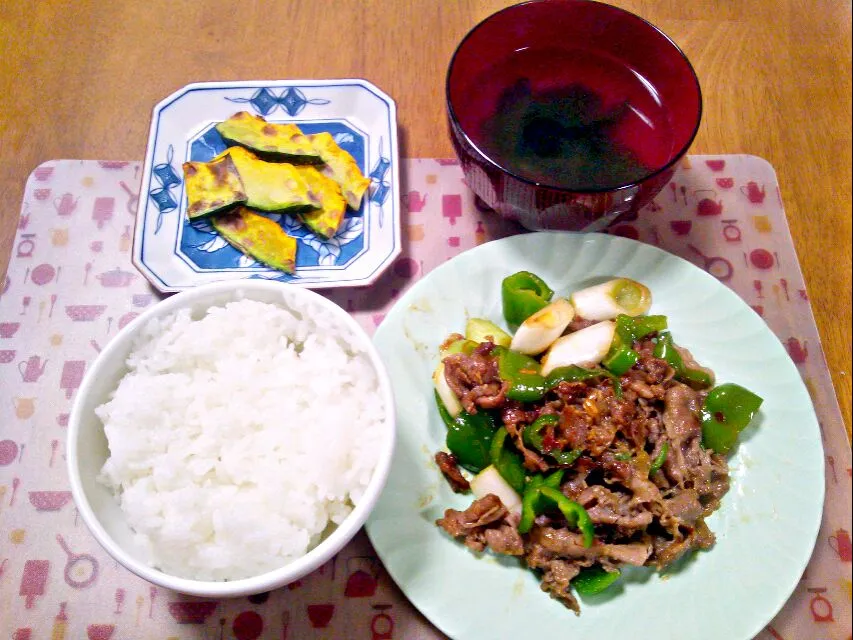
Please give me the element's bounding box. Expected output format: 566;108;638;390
0;0;850;437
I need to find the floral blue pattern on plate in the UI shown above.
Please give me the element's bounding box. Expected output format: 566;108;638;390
132;80;400;292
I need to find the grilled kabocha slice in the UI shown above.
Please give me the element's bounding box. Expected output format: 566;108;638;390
309;131;371;210
211;206;297;274
294;166;348;239
216;146;321;214
182;154;247;220
216;111;322;164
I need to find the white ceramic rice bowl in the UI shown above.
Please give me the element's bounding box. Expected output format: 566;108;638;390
67;280;395;597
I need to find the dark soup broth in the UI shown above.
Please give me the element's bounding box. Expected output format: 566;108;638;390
466;46;675;191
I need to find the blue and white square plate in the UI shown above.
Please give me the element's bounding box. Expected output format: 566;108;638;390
132;79;400;292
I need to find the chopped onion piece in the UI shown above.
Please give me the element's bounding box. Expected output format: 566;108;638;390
433;362;462;418
540;320;616;376
470;465;522;516
570;278;652;321
510;298;575;356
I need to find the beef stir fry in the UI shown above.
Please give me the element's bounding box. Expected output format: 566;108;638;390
432;273;763;613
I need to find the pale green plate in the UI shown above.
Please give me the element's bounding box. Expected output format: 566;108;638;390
366;232;824;640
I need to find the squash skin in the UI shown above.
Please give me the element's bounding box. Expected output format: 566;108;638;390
182;155;247;219
309;131;371;210
216;147;321;214
216;111;322;164
295;166;348;238
211;206;298;274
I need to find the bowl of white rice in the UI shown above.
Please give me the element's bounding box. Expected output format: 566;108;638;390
66;280;395;597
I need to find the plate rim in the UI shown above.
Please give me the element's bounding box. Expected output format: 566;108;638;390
366;230;825;640
131;78;401;293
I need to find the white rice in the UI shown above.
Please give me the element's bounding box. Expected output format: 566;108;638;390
96;297;385;581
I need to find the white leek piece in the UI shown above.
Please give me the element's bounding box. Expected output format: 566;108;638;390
510;298;575;355
433;362;462;418
470;465;522;517
570;278;652;321
540;320;616;376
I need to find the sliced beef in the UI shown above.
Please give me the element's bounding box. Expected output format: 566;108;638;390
436;495;522;555
662;383;703;487
674;345;715;386
436;494;505;537
600;451;632;482
662;383;702;442
627;379;665;401
576;485;654;531
637;355;671;384
558;404;591;450
562;468;591;498
530;526;652;566
500;402;536;438
653;518;716;568
567;315;598;332
484;523;525;556
663;488;703;526
443;344;509;414
553;380;590;404
539;559;582;614
434;451;470;493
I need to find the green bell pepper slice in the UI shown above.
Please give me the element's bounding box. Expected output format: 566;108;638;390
523;414;559;451
538;486;594;548
501;271;554;330
489;427;527;493
649;442;670;475
551;448;583;465
653;332;713;389
572;565;621;596
700;383;763;455
523;414;582;465
602;342;639;376
494;346;549;402
603;314;668;376
615;314;667;343
545;364;624;398
441;406;497;473
518;470;565;533
545;365;610;387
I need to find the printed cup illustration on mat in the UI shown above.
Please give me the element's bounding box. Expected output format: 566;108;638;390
29;491;73;511
65;305;107;322
345;556;380;598
0;321;21;338
306;604;335;628
167;601;218;624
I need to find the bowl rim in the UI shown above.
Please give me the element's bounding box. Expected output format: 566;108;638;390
66;279;396;597
445;0;703;195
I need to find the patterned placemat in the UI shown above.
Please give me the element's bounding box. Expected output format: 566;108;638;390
0;157;849;640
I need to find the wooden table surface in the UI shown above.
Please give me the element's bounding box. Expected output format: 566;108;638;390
1;0;850;437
